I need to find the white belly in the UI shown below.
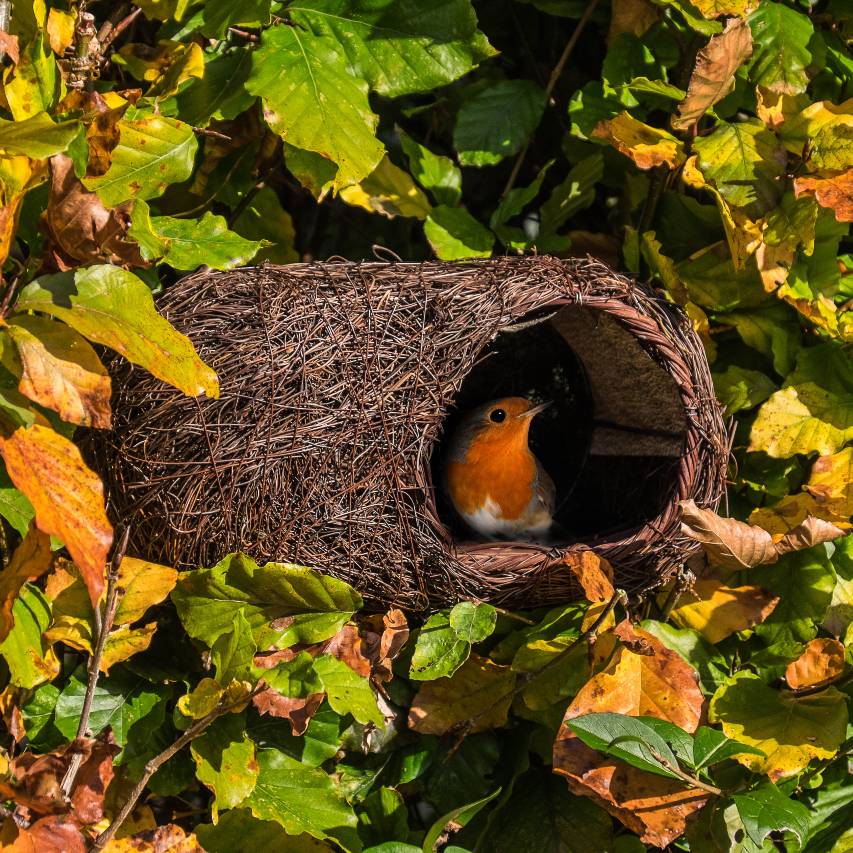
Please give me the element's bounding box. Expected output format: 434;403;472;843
461;495;553;540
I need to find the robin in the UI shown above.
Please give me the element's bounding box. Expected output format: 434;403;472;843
443;397;556;541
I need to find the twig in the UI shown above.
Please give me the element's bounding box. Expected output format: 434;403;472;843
658;564;695;621
60;529;130;798
192;126;233;142
100;7;142;50
228;27;259;42
788;669;853;698
0;274;19;318
502;0;601;197
649;749;722;796
490;606;536;625
91;687;263;850
227;164;278;227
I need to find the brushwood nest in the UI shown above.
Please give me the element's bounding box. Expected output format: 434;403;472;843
92;256;728;611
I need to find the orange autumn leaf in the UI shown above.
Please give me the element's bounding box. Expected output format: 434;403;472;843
669;577;778;643
592;113;685;170
794;168;853;223
785;638;846;691
0;816;86;853
554;621;706;847
680;499;775;568
0;424;113;607
565;550;615;602
0;525;52;642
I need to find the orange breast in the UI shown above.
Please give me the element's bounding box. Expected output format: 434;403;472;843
446;431;537;520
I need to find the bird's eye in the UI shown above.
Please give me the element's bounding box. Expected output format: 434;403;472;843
490;408;507;423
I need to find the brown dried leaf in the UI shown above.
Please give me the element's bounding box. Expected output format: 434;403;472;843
0;423;113;607
313;623;371;677
69;732;120;824
794;169;853;223
673;18;753;131
775;515;846;555
608;0;658;43
408;654;515;735
6;314;112;429
785;638;846;691
553;622;706;847
361;608;409;684
0;525;52;642
0;32;19;66
669;577;779;643
564;551;614;603
0;816;86;853
44;154;145;269
252;690;325;736
680;499;776;568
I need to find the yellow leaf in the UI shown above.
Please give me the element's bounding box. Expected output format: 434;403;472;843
115;40;204;99
100;623;157;673
408;654;515;735
592;112;685;170
44;560;94;652
710;673;848;780
46;9;75;55
669;578;778;643
0;423;112;607
689;0;757;17
749;385;853;457
178;677;224;719
0;526;52;643
113;557;178;625
755;88;809;131
0;155;45;266
785;638;845;690
782;99;853;171
6;315;112;429
672;18;752;131
340;155;431;220
101;824;205;853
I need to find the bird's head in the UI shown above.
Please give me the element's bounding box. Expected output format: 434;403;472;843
449;396;551;458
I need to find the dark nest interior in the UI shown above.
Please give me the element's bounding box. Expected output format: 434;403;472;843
88;256;729;612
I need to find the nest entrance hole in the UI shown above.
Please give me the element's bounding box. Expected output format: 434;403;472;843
432;303;689;547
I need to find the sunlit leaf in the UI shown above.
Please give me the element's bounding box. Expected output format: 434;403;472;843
592;112;685;169
747;2;815;94
399;130;461;207
424;205;493;260
785;638;845;691
0;584;58;688
191;713;259;811
795;168;853;223
0;112;78;158
0;525;52;643
732;782;810;850
17;265;219;399
340;156;431;220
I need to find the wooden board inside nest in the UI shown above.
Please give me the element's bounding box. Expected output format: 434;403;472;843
87;256;729;612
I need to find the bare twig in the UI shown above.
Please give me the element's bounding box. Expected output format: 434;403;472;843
649;749;722;796
658;564;695;621
228;27;259;42
192;126;233;142
92;687;263;850
491;606;536;626
227;164;278;227
0;274;19;318
502;0;601;197
100;7;143;50
60;529;130;798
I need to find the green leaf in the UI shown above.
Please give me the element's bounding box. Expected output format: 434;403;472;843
781;100;853;173
733;782;811;849
424;205;493;260
172;553;362;650
202;0;272;38
289;0;496;98
259;651;324;698
409;611;470;680
246;25;384;190
651;0;722;36
197;808;334;852
231;186;299;265
17;266;219;399
421;787;502;852
54;668;162;749
713;365;776;415
511;635;589;710
566;713;688;780
313;654;383;726
173;48;256;127
709;671;848;779
0;467;35;537
191;712;259;810
716;305;799;378
212;609;257;684
539;154;604;235
359;787;409;848
453;80;546;167
241;748;362;852
149;211;266;270
752;547;836;646
0;113;79;159
693;119;787;217
82;110;198;207
691;726;766;769
449;601;497;643
623;77;686;101
473;769;613;853
20;683;62;750
0;584;57;688
4;30;58;120
747;2;815;95
399;130;461;207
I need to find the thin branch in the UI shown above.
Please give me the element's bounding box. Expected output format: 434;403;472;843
502;0;601;197
0;274;18;318
91;687;264;850
228;27;259;42
648;749;723;797
60;529;130;798
227;164;278;227
658;564;695;621
788;669;853;698
192;126;233;142
100;7;143;50
491;606;536;626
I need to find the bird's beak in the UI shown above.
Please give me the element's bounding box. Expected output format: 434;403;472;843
520;401;551;419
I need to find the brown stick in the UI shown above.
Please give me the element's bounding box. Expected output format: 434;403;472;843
501;0;602;197
60;529;130;798
100;7;143;50
648;748;722;796
91;687;263;850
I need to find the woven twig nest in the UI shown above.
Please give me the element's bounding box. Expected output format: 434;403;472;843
93;256;728;611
